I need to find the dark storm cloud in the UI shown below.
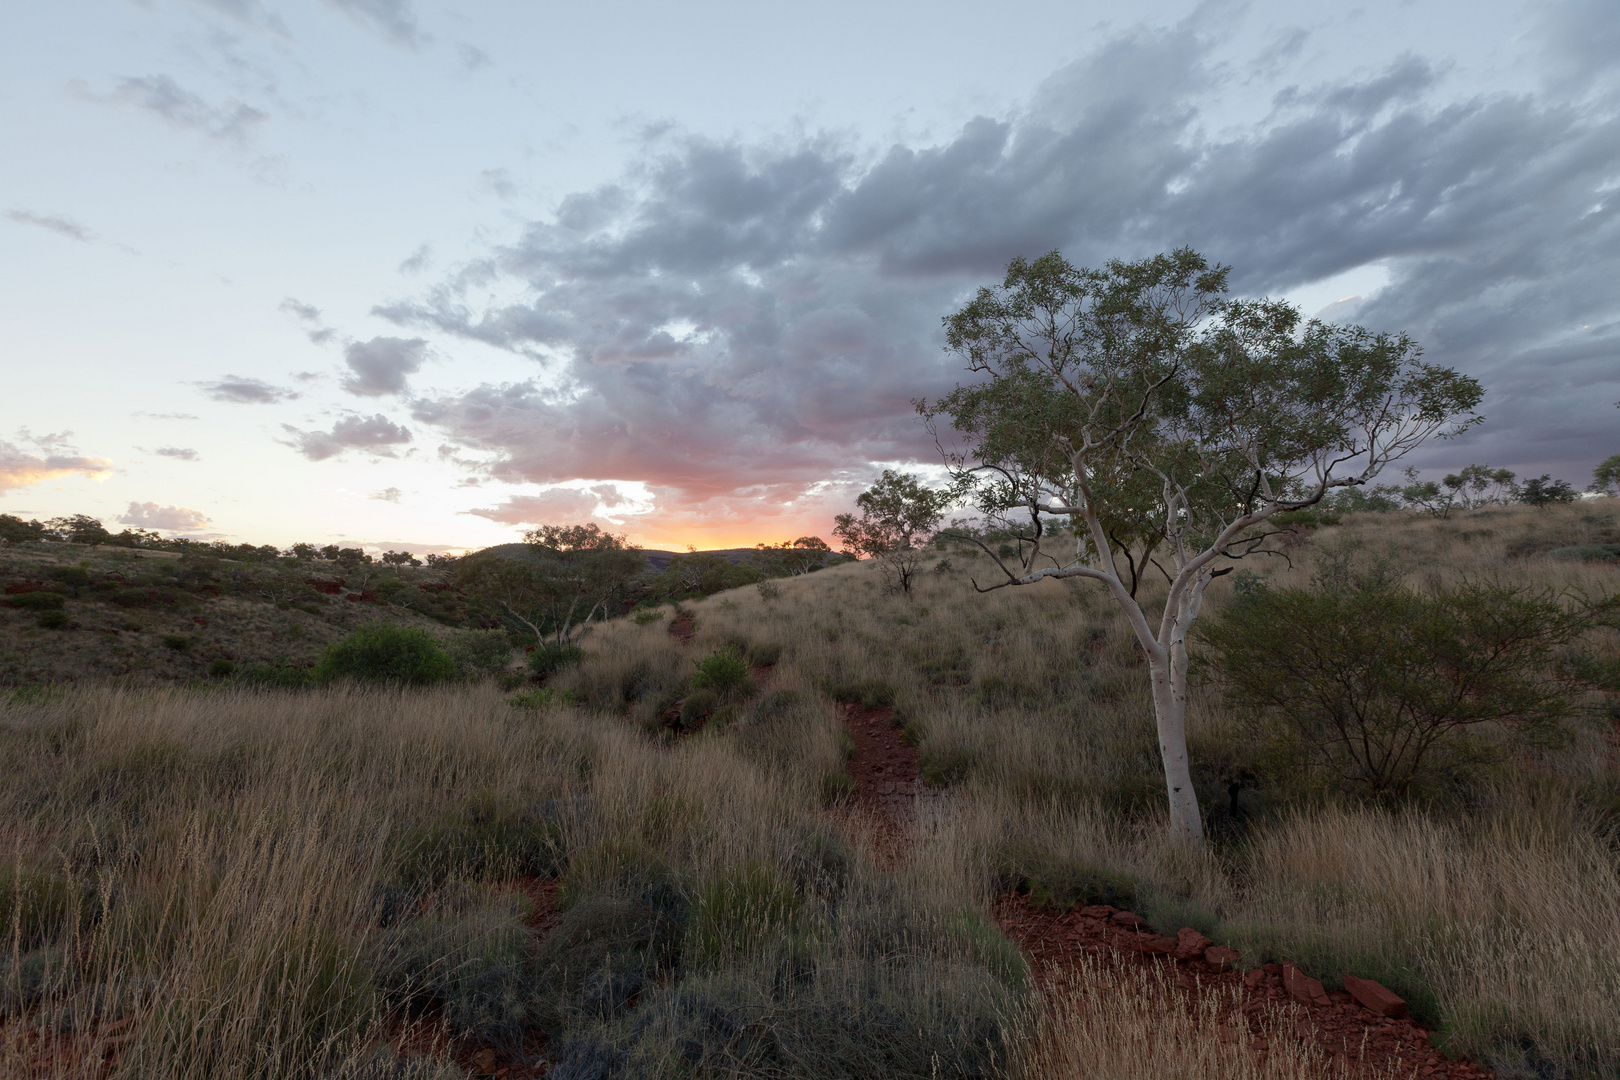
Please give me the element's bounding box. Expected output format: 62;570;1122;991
283;413;412;461
199;375;299;403
341;336;428;396
381;13;1620;508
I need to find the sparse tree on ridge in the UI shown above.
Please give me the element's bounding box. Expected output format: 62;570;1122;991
1593;454;1620;497
919;248;1484;849
834;470;950;594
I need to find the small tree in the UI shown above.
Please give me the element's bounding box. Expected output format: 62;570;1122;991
920;249;1483;847
833;470;950;594
1519;474;1579;506
754;536;833;576
1592;454;1620;497
457;523;642;647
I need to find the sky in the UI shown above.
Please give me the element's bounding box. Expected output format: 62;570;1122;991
2;0;1617;553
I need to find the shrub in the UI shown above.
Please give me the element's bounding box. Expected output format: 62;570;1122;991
997;851;1138;912
241;661;315;688
10;590;64;611
633;608;665;625
161;633;191;651
367;887;533;1044
679;689;719;729
391;796;571;892
36;610;70;630
1199;559;1617;801
208;657;237;678
831;678;896;710
530;642;584;679
315;625;457;686
445;628;514;679
690;646;751;696
745;641;782;666
47;566;92;589
756;580;781;601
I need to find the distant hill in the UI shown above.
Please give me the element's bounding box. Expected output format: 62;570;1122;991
474;543;762;572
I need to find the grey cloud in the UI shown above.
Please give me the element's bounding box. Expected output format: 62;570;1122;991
380;18;1620;508
370;486;403;502
398;244;432;274
153;446;200;461
284;413;412;460
280;296;336;344
119;501;211;531
88;74;268;145
457;43;491;72
6;210;92;242
200;375;299;403
318;0;421;47
341;336;427;396
479;168;516;199
466;488;607;526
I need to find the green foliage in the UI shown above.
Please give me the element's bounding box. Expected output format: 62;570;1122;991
391;796;570;893
35;610;70;630
161;633;191;651
745;641;782;666
685;862;801;963
690;646;751;696
314;625;457;686
1591;453;1620;497
919;745;978;788
997;850;1138;912
208;657;237;678
830;678;896;710
444;628;513;679
241;661;314;688
10;590;64;611
1200;551;1617;800
1519;474;1579;506
679;689;719;728
47;566;92;589
1543;544;1620;564
529;641;583;678
632;608;665;625
0;514;46;544
833;471;951;594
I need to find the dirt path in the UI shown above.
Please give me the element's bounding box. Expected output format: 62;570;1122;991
828;705;1492;1080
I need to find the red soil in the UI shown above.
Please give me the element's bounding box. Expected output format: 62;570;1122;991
667;613;695;645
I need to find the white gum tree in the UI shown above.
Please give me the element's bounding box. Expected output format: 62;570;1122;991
920;249;1484;849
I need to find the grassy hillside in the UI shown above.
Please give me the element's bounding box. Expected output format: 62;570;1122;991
1;502;1616;1079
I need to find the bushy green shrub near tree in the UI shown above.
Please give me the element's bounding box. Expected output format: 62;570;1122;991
690;645;751;696
314;625;457;686
1200;550;1620;800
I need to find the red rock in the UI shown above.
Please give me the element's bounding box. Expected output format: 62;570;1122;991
1282;962;1331;1007
1139;934;1178;955
1174;927;1212;960
1110;911;1147;929
1262;962;1282;976
1244;968;1267;989
1078;905;1115;919
1205;945;1240;972
1342;974;1407;1018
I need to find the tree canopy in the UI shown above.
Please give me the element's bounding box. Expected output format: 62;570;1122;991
920;248;1485;846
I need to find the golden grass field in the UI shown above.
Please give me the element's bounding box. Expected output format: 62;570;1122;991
2;502;1617;1079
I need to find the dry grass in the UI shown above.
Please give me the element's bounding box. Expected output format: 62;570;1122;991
1019;954;1403;1080
2;502;1616;1078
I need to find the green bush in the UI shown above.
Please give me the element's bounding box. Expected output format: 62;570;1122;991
161;633;191;651
10;590;64;611
830;678;896;710
208;657;237;678
679;689;719;728
691;646;752;696
47;566;92;589
529;642;583;679
242;661;315;688
745;641;783;666
632;608;665;625
36;610;70;630
445;629;514;679
315;625;457;686
996;851;1138;913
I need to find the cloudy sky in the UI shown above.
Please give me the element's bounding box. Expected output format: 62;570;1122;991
3;0;1616;552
